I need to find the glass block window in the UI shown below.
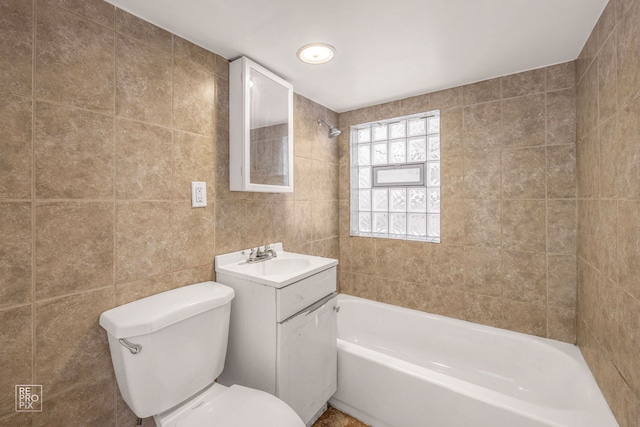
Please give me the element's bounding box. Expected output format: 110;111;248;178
350;110;440;242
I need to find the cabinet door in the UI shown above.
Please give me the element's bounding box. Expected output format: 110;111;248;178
276;294;337;424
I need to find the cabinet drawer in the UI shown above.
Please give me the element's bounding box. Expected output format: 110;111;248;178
276;267;336;322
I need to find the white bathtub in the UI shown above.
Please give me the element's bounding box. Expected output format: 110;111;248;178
329;295;618;427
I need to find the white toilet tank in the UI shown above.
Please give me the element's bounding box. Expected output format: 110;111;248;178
99;282;235;418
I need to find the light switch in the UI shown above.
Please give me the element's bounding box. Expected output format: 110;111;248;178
191;182;207;207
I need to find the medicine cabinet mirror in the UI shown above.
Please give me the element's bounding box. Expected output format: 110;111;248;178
229;56;294;192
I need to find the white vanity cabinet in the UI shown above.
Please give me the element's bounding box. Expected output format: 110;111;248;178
215;245;338;425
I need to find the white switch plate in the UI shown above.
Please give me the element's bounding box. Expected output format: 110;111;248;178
191;182;207;207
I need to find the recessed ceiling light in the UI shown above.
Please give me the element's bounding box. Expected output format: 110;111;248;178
297;43;335;64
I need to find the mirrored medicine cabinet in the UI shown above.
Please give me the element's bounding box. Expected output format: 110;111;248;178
229;56;294;193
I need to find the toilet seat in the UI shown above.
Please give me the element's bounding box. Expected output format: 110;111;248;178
154;383;305;427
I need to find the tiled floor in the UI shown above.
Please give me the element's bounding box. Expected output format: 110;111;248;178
312;407;369;427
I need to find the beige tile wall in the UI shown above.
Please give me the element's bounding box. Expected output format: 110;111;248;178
338;62;578;342
575;0;640;425
0;0;338;425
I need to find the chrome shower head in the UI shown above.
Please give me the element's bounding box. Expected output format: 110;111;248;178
328;126;341;138
317;119;341;138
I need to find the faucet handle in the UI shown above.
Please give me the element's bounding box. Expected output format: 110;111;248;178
264;244;277;257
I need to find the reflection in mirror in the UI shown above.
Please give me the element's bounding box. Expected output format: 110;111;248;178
249;69;290;186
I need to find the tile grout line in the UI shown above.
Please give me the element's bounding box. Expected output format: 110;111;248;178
460;97;468;306
544;72;550;339
112;8;118;424
112;6;117;295
29;96;188;135
496;79;504;322
170;33;176;280
39;0;114;33
171;32;176;251
31;0;37;418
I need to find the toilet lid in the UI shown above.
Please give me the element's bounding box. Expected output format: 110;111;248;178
177;385;305;427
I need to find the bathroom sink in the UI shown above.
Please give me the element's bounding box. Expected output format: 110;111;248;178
242;258;312;276
214;243;338;288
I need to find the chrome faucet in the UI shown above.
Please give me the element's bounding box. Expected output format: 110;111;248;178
247;244;278;263
263;244;277;258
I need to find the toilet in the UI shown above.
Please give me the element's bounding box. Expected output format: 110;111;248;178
99;281;305;427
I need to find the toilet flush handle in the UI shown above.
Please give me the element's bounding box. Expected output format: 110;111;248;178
119;338;142;354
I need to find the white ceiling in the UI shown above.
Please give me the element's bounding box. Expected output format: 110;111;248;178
104;0;607;113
